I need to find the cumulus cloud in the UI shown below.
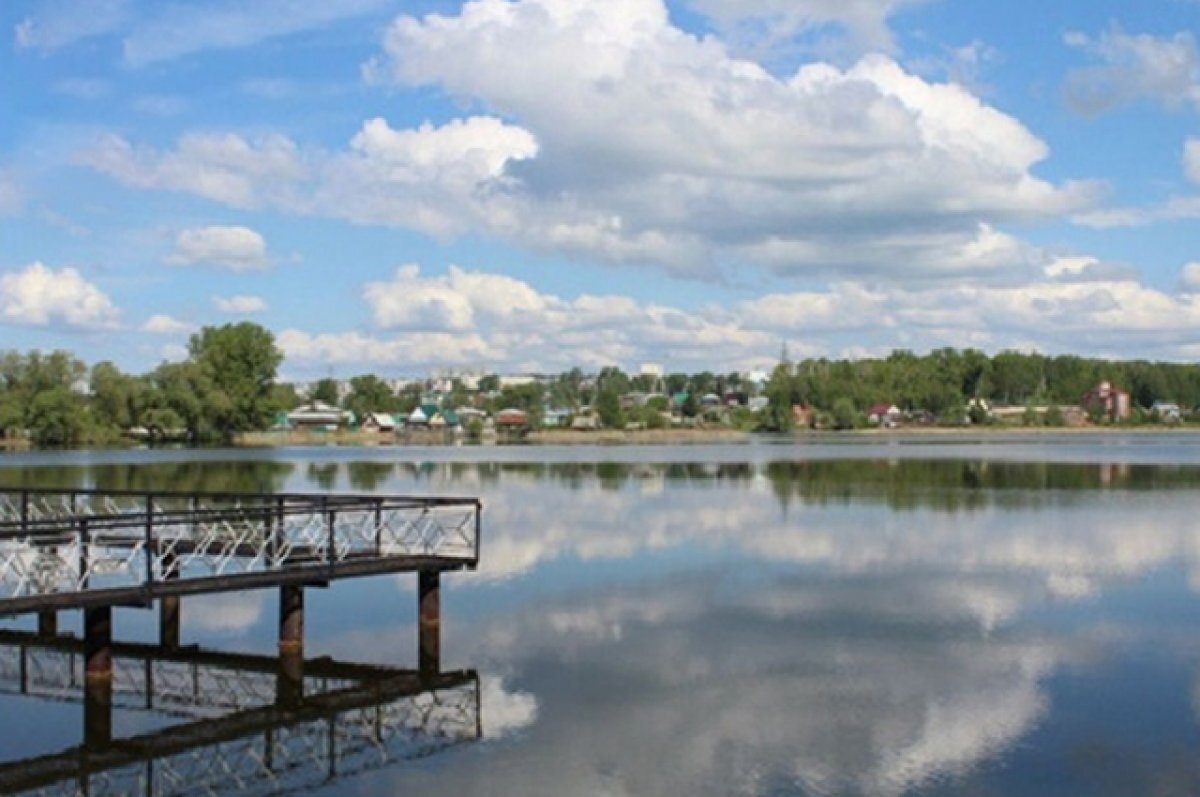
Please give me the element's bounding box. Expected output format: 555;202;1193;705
0;262;120;330
276;259;1200;374
278;329;499;368
165;225;271;271
1063;27;1200;114
212;294;266;314
368;0;1094;278
1072;142;1200;228
142;314;193;334
84;0;1097;283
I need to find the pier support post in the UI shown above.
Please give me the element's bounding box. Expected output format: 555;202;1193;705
277;585;305;708
37;610;57;638
83;676;113;750
84;606;112;682
159;554;180;650
83;604;114;747
279;585;304;654
418;569;440;677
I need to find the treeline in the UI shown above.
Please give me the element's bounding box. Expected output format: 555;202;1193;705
0;322;283;447
4;338;1200;447
761;348;1200;430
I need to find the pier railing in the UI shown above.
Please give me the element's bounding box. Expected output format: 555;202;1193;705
0;488;481;615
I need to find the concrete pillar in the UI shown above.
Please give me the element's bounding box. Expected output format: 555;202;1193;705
37;611;57;638
418;569;440;677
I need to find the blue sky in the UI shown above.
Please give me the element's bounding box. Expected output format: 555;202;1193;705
1;0;1198;379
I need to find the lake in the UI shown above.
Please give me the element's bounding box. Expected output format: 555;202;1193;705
2;435;1200;795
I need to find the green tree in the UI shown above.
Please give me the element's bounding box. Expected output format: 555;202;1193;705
90;361;146;431
308;378;340;406
268;383;302;413
763;362;795;432
344;374;399;418
146;361;224;441
595;388;624;429
28;387;87;447
188;323;282;436
831;398;858;430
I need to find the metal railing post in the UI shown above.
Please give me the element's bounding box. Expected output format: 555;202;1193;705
144;494;155;592
473;500;482;568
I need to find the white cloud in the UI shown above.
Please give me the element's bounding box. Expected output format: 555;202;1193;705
142;314;193;334
213;294;267;314
159;343;188;361
277;328;500;368
277;259;1200;375
684;0;924;57
131;94;187;116
85;0;1097;284
364;0;1095;278
0;171;21;216
15;0;388;65
1064;27;1200;114
165;225;271;271
82;131;305;208
1186;138;1200;185
121;0;389;66
13;0;129;51
1181;262;1200;292
53;78;111;100
0;262;120;330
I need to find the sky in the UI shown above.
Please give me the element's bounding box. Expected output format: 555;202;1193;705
0;0;1198;380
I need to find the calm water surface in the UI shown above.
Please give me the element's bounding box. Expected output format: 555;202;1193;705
3;435;1200;795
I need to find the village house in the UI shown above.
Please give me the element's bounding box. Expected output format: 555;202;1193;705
495;408;530;429
286;401;352;431
1151;401;1182;422
867;403;903;427
360;412;397;433
1081;381;1131;421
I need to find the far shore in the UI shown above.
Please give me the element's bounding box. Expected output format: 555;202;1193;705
229;424;1200;448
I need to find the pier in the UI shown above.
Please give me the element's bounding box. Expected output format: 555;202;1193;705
0;486;480;683
0;486;483;795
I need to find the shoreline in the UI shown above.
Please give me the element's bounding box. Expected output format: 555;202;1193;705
229;424;1200;448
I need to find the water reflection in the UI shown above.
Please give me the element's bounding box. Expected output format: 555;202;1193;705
3;450;1200;794
0;631;481;797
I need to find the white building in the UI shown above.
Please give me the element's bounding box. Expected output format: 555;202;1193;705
639;363;663;379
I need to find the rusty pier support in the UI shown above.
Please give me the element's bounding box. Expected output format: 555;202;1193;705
277;585;304;707
159;554;181;650
83;605;113;749
418;569;440;677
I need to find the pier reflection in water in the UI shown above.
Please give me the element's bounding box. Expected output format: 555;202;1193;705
0;632;480;797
